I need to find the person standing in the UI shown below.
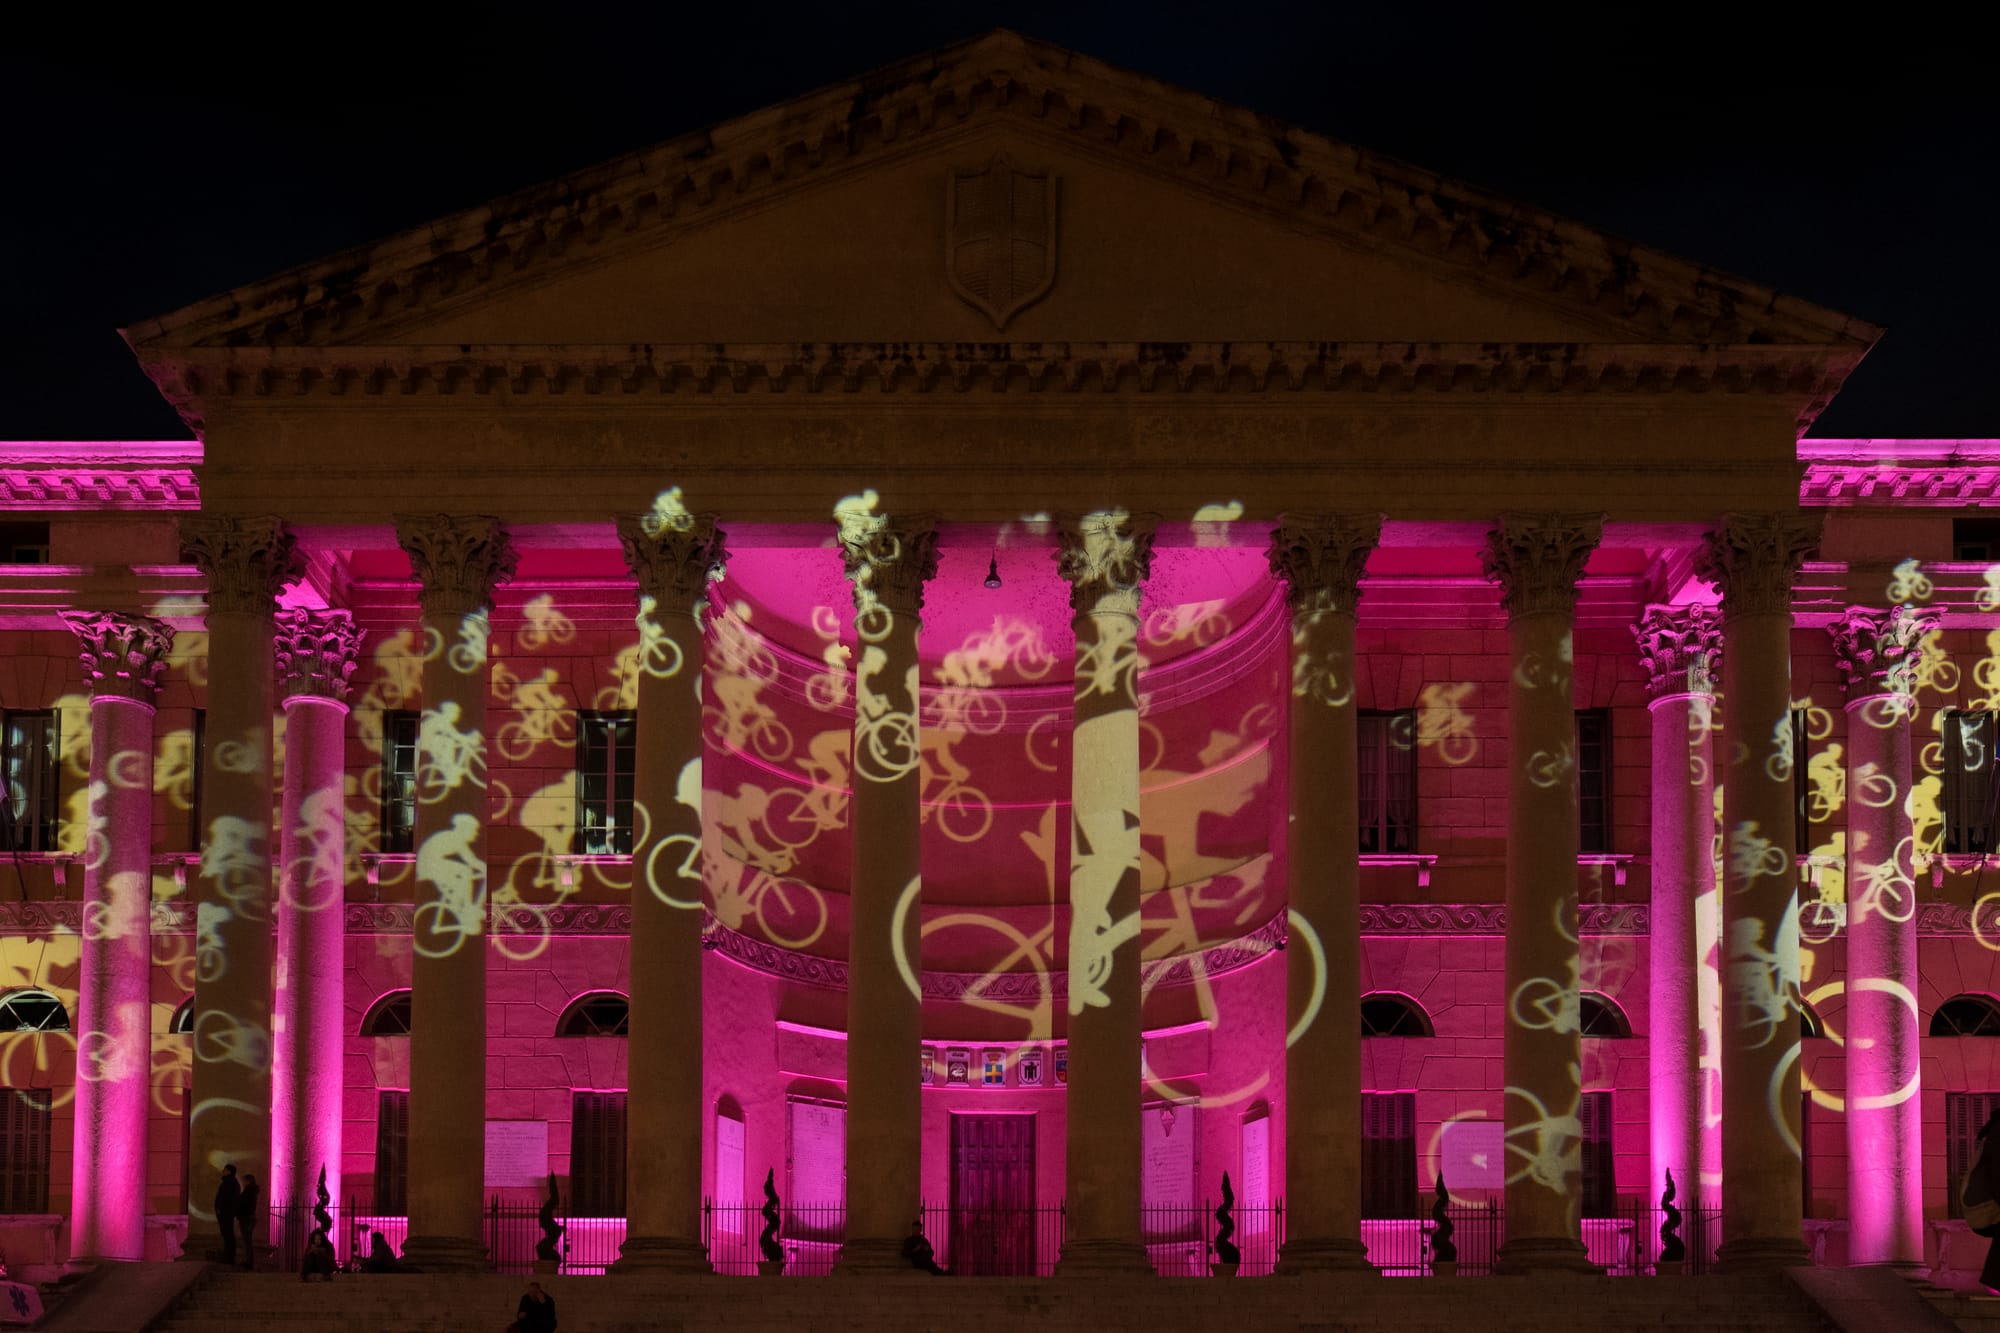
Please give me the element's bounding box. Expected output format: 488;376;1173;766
1974;1108;2000;1292
213;1165;241;1265
237;1173;260;1270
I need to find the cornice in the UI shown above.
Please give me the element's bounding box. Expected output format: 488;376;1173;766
123;32;1873;373
138;341;1857;433
0;466;199;511
1360;902;1651;935
1798;440;2000;508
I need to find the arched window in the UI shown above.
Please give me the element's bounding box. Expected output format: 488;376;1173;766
1578;992;1631;1038
0;989;69;1033
1800;1000;1825;1040
169;998;194;1034
1360;993;1433;1037
361;990;413;1036
557;992;630;1037
1932;994;2000;1037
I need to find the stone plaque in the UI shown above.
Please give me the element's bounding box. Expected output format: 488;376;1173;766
1142;1103;1196;1211
981;1049;1006;1087
1241;1114;1270;1230
788;1099;845;1205
946;1047;970;1086
484;1120;548;1188
1017;1047;1043;1087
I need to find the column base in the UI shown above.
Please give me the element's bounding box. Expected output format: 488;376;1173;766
1715;1236;1811;1273
832;1236;930;1276
611;1235;712;1274
1054;1238;1153;1277
1274;1236;1376;1275
397;1234;489;1273
1495;1236;1600;1275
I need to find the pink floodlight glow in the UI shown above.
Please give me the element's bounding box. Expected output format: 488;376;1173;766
0;440;202;511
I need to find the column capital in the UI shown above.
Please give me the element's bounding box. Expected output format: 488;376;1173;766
1829;603;1938;704
835;501;939;620
616;512;728;614
181;515;302;617
1480;512;1603;617
1267;512;1382;615
1696;512;1819;617
274;609;364;704
1055;510;1157;616
61;611;175;704
1632;604;1722;700
393;514;519;619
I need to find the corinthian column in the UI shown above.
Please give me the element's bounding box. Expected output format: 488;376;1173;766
1054;510;1155;1276
271;610;362;1233
832;501;938;1274
612;508;726;1273
181;515;300;1253
1267;513;1379;1274
1830;603;1933;1269
1633;605;1722;1219
394;514;518;1271
61;610;173;1265
1698;512;1817;1272
1482;512;1601;1274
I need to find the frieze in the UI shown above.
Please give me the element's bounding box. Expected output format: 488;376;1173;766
0;467;200;511
142;341;1854;414
1359;903;1651;935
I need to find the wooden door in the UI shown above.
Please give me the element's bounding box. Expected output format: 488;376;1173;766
949;1114;1036;1275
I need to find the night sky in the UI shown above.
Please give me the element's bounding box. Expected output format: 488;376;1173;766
3;6;1988;442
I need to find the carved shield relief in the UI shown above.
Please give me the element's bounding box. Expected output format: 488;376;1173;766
946;154;1058;329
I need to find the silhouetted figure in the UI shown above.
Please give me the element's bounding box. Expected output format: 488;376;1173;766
300;1230;336;1282
902;1220;945;1275
509;1281;557;1333
213;1165;241;1265
361;1230;400;1273
1428;1173;1456;1266
237;1173;260;1270
1974;1108;2000;1292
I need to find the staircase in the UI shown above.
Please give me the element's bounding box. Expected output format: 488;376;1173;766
152;1270;1838;1333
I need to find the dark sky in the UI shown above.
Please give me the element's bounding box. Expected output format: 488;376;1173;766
3;5;1989;441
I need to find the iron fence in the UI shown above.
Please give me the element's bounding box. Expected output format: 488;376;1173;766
262;1197;625;1275
1361;1198;1501;1275
702;1200;845;1276
1140;1201;1284;1276
922;1201;1065;1276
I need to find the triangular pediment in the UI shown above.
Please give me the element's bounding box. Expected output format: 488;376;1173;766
125;30;1875;359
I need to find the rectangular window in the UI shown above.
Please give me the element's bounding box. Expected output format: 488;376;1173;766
1944;711;1997;857
373;1089;410;1214
1793;707;1814;856
1358;711;1416;855
569;1091;627;1217
1947;1092;2000;1219
1579;1089;1616;1217
0;520;51;565
1;709;60;853
0;1088;52;1212
1576;710;1611;854
1359;1091;1417;1218
1954;518;2000;562
380;711;420;855
574;712;637;856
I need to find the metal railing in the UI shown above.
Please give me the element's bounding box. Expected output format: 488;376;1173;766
260;1197;624;1275
1141;1201;1284;1276
1363;1198;1502;1275
702;1200;845;1276
925;1201;1065;1277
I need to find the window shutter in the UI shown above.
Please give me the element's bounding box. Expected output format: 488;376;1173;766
374;1090;410;1214
570;1092;628;1216
0;1088;52;1212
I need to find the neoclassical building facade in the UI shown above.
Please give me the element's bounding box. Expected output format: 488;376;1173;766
1;30;1996;1284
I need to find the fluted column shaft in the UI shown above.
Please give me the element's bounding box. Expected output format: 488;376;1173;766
1055;511;1155;1276
181;517;299;1253
272;610;362;1229
833;503;936;1274
1701;513;1816;1272
62;611;173;1264
1832;605;1931;1268
614;510;725;1273
1268;514;1379;1274
1635;606;1722;1215
1484;513;1601;1273
396;515;518;1271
